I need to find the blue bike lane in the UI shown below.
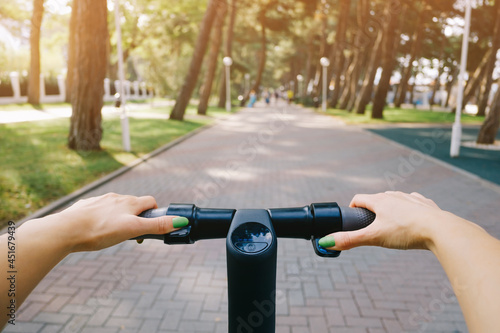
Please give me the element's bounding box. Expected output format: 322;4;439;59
367;125;500;186
6;104;500;333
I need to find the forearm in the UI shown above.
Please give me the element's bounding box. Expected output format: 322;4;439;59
0;214;72;327
0;193;175;329
428;212;500;332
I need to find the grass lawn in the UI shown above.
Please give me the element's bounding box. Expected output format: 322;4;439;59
0;102;73;111
322;107;485;125
0;109;213;227
141;104;238;117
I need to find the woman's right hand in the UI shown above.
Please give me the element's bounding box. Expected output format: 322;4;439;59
319;191;458;251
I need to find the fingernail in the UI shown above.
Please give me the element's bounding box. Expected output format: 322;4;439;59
318;236;335;248
136;239;143;244
172;216;189;228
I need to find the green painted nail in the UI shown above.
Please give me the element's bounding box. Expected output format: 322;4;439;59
318;236;335;248
172;216;189;228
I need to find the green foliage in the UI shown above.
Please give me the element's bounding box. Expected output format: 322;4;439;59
323;107;485;125
0;111;208;226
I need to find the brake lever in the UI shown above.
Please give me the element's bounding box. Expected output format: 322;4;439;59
311;238;341;257
311;206;376;258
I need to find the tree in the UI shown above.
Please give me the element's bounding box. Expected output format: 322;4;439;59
477;0;500;117
460;48;491;110
170;0;219;121
68;0;108;151
371;1;403;119
198;0;227;115
353;8;384;115
477;79;500;144
66;0;77;103
394;6;425;108
338;0;369;110
250;14;267;95
27;0;44;105
329;0;351;108
218;0;237;108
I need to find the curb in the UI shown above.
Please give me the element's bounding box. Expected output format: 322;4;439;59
364;129;500;195
11;122;214;228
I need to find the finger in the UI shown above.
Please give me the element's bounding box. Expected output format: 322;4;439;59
410;192;426;199
132;215;190;237
349;193;379;211
131;195;158;214
320;228;373;251
409;192;438;206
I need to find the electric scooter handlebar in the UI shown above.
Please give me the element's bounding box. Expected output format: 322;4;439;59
137;202;375;257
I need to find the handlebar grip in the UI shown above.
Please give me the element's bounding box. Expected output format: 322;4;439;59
139;207;168;219
340;207;376;231
312;206;375;258
132;208;170;240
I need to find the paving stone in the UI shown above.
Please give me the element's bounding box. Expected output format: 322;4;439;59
15;104;497;332
32;312;71;325
38;324;62;333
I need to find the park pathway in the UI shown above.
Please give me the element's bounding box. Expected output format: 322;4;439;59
5;103;500;333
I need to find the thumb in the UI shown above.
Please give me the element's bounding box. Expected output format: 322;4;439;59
318;229;371;251
135;215;189;236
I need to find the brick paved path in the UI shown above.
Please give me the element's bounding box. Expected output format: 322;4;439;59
6;104;500;333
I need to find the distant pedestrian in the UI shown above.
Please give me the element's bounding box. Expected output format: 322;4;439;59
248;90;257;107
263;89;270;105
287;89;294;104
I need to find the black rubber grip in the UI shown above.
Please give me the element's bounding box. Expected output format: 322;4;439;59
132;208;170;240
340;207;376;231
139;207;168;219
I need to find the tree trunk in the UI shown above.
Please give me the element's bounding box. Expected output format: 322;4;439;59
394;9;424;108
371;2;401;119
430;65;443;106
198;1;227;115
445;68;458;108
329;0;351;108
218;0;237;108
250;24;266;94
430;38;445;106
303;31;315;97
477;79;500;144
312;9;329;98
477;1;500;117
339;0;369;111
27;0;44;105
170;0;219;121
460;48;492;111
409;81;416;105
66;0;77;103
68;0;108;151
477;75;493;117
338;53;354;109
354;26;383;114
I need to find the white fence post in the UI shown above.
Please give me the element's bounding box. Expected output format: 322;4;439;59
9;72;21;100
57;75;65;101
114;80;120;97
104;78;111;101
39;73;46;101
133;81;140;99
124;80;131;98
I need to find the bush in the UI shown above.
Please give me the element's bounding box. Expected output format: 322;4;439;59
0;74;13;97
297;96;320;108
20;76;28;96
45;76;60;95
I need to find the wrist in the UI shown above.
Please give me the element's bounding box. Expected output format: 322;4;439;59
32;212;79;256
424;210;473;254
